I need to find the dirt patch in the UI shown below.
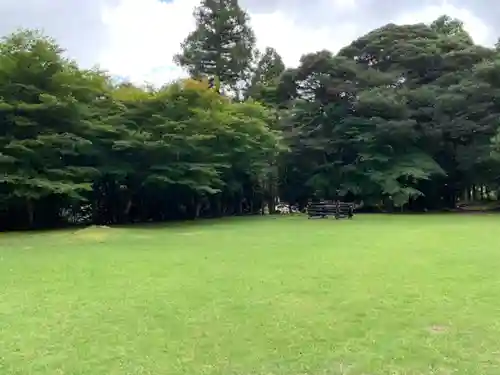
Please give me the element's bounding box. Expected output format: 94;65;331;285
427;325;449;334
73;225;112;242
92;225;111;229
177;231;204;236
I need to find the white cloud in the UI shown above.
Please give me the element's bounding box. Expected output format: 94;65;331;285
331;0;357;11
100;0;491;87
1;0;492;87
251;11;358;67
394;2;491;45
99;0;197;85
99;0;360;86
0;0;118;67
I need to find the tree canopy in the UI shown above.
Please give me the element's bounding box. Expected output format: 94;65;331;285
2;5;500;229
173;0;256;94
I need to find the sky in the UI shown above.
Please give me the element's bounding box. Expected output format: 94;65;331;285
0;0;497;86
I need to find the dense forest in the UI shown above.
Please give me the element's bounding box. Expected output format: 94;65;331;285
2;0;500;229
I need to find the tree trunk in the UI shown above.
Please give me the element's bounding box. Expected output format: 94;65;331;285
216;196;222;217
26;199;34;228
473;185;480;201
195;202;202;219
124;198;132;222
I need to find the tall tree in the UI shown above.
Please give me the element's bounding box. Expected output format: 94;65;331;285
247;47;285;100
430;15;473;44
0;30;105;227
7;13;500;229
174;0;256;91
251;47;285;86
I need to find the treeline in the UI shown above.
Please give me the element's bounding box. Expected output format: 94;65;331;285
0;31;282;229
2;1;500;229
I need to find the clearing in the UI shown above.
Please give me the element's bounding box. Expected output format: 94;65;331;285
1;214;499;374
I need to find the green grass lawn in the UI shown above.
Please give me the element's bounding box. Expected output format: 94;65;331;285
1;214;500;375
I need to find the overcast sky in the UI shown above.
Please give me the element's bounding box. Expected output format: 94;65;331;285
0;0;496;85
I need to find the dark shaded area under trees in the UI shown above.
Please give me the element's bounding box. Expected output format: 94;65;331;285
2;2;500;230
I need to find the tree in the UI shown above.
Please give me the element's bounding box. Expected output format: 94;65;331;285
6;14;500;229
274;16;497;210
247;47;285;94
174;0;256;92
0;29;282;229
0;30;105;227
431;15;473;44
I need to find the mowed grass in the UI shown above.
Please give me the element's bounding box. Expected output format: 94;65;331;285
1;215;500;375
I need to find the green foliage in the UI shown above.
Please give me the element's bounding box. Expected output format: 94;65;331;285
173;0;256;91
247;47;285;100
4;10;500;228
0;30;102;226
0;30;280;228
272;16;500;210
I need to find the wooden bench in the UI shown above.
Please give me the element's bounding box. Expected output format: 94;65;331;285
307;200;354;219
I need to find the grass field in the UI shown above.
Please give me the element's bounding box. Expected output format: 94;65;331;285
1;214;500;375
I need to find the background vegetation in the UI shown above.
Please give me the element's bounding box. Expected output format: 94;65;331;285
2;0;500;229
